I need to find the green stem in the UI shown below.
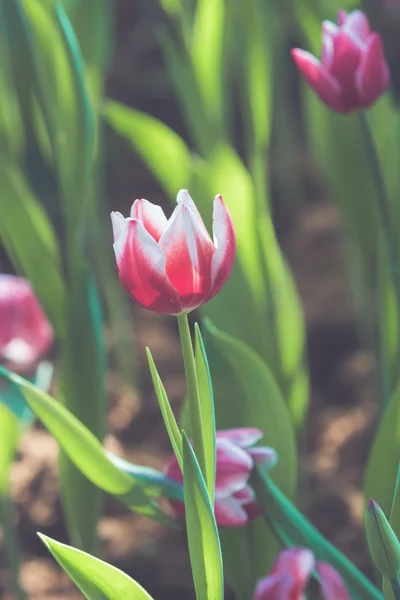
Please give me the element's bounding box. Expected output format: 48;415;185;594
176;313;207;481
359;111;400;401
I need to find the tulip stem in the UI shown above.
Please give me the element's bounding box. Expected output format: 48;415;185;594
359;110;400;402
176;313;207;485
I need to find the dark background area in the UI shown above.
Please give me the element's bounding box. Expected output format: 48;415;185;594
0;0;384;597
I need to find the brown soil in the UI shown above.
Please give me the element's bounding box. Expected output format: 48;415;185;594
0;1;381;598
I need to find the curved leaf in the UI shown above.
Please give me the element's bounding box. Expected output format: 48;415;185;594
39;534;155;600
0;367;173;526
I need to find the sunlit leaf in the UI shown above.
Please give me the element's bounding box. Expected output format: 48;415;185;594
40;534;155;600
0;367;173;526
147;348;183;468
182;433;223;600
104;100;192;198
194;323;216;501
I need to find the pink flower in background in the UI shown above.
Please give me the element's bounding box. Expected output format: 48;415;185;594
165;428;277;527
111;190;236;315
254;548;350;600
0;275;53;368
292;10;389;113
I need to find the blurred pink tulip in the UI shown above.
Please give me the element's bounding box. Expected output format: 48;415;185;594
254;548;350;600
164;428;277;527
292;10;389;113
0;275;53;368
111;190;236;315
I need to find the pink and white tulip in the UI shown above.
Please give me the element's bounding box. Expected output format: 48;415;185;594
254;548;350;600
292;10;389;113
111;190;236;315
0;275;53;368
164;428;277;527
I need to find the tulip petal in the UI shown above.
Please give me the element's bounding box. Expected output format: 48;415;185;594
215;439;253;498
159;203;215;311
114;219;181;314
356;34;390;107
273;548;315;592
291;49;345;113
316;562;351;600
111;211;127;242
343;10;371;43
337;10;348;27
0;275;53;366
214;494;248;526
176;189;209;237
234;484;255;504
130;198;168;242
209;194;236;299
248;447;278;468
216;427;264;448
254;574;296;600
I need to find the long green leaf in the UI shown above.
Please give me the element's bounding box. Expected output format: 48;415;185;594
0;404;26;600
103;101;192;198
0;367;172;526
194;323;216;501
191;0;225;133
182;432;224;600
198;320;297;597
253;467;383;600
0;160;66;335
39;534;155;600
147;348;183;468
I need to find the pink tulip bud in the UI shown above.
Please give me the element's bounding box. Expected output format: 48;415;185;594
254;548;350;600
292;10;390;113
111;190;236;315
0;275;53;369
164;428;277;527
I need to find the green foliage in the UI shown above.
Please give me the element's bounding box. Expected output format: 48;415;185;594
39;534;155;600
182;433;224;600
202;320;297;596
194;323;216;501
0;367;173;526
104;101;192;198
147;348;183;468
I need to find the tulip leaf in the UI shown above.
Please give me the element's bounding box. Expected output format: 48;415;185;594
191;0;225;133
194;319;297;596
39;534;155;600
146;348;183;468
0;160;66;336
0;367;173;526
194;323;216;501
365;385;400;525
195;144;309;431
0;404;25;600
15;0;94;231
106;452;184;502
103;101;192;198
182;432;224;600
252;467;383;600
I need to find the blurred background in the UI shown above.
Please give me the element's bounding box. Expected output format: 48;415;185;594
1;0;400;597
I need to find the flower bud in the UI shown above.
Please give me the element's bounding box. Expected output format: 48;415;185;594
365;498;400;579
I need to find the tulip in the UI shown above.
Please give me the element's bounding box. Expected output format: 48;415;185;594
254;548;350;600
365;498;400;580
164;428;277;527
0;275;53;369
292;10;390;113
111;190;236;315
